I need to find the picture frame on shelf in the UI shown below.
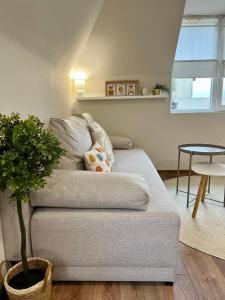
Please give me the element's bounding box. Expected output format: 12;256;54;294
126;82;137;96
116;83;126;96
105;82;116;96
105;80;139;96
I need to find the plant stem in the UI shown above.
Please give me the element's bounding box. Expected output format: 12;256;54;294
16;199;29;274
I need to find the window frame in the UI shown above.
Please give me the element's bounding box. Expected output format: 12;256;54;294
171;15;225;114
216;17;225;111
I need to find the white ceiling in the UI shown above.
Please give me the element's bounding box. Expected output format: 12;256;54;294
185;0;225;15
0;0;104;70
76;0;185;77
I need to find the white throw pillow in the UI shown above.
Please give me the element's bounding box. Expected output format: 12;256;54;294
88;122;115;163
84;143;112;172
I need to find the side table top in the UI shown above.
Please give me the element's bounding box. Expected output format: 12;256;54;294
178;143;225;155
192;162;225;176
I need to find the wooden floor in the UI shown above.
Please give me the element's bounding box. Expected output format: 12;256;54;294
3;171;225;300
50;244;225;300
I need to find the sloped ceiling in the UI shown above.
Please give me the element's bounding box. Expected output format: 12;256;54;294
75;0;185;80
0;0;104;70
0;0;185;77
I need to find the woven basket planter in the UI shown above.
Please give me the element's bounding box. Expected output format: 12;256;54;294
2;257;53;300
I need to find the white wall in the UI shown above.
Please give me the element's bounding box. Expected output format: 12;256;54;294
75;99;225;170
74;0;225;170
75;0;184;94
0;0;104;70
0;32;73;122
0;31;74;261
0;0;105;261
75;0;205;170
1;0;224;172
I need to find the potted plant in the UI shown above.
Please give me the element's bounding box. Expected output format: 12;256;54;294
153;84;170;96
0;113;65;300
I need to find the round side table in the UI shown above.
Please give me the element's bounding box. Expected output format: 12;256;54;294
191;162;225;217
176;144;225;207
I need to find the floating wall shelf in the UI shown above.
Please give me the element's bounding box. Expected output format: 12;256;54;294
77;95;168;101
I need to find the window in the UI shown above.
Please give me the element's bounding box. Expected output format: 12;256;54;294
171;17;225;113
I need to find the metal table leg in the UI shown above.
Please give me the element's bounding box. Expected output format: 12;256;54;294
224;183;225;208
208;154;212;193
187;153;193;208
176;149;181;194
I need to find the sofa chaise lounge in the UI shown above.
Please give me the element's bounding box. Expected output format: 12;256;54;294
0;115;180;283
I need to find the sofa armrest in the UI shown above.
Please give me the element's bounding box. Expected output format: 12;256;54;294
31;170;150;210
0;191;33;261
109;135;133;150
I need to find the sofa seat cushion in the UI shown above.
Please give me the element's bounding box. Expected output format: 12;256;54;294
31;169;150;210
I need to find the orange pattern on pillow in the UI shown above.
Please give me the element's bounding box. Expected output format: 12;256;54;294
96;166;103;172
96;146;104;153
84;143;112;172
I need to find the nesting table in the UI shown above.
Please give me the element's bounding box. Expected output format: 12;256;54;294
176;144;225;207
191;162;225;217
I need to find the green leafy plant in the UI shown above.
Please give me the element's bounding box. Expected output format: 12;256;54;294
0;113;65;278
153;83;171;94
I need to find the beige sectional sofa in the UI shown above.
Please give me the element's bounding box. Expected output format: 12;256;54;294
0;115;180;283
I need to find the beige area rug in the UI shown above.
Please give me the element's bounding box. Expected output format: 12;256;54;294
165;176;225;259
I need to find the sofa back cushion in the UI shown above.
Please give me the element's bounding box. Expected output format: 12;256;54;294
31;169;150;210
49;116;92;170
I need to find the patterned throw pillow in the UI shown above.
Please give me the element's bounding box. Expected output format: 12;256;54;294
84;143;112;172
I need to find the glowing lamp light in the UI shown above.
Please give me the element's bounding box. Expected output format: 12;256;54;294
69;71;87;97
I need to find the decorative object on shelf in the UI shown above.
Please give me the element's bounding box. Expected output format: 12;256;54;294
142;87;149;95
69;70;87;97
0;113;65;300
116;83;126;96
106;82;116;96
171;101;178;110
153;84;170;96
105;80;139;96
126;81;137;96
